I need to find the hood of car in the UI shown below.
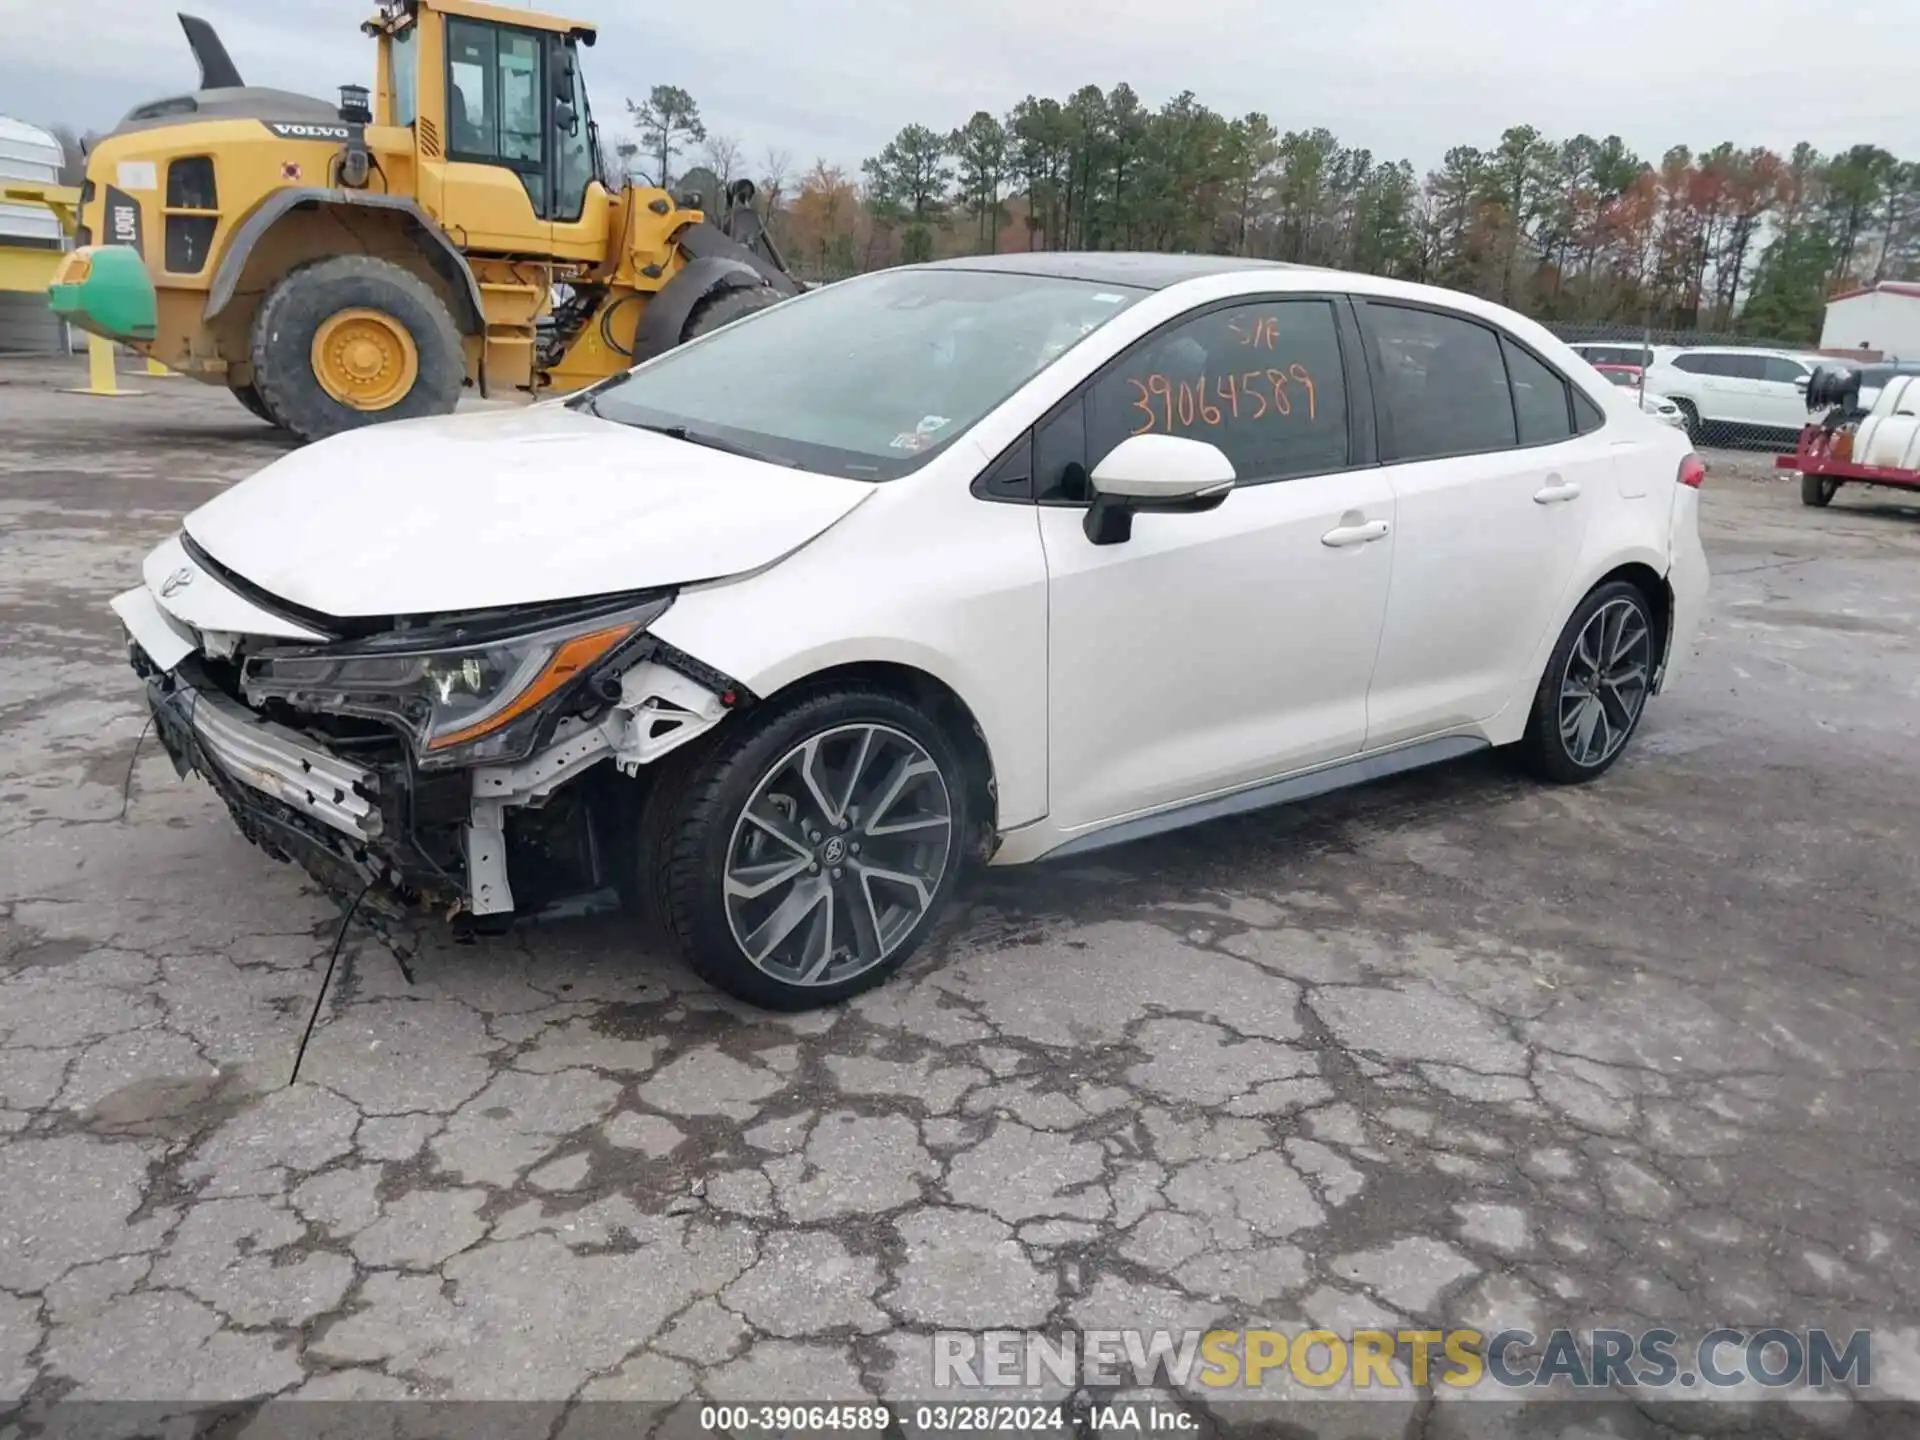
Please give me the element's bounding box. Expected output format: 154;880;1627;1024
180;404;876;619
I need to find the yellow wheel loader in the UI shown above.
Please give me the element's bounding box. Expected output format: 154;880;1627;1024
49;0;801;442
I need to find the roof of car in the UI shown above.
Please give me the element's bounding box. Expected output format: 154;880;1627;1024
1670;344;1809;358
916;252;1322;291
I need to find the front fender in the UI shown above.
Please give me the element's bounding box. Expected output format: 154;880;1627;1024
202;188;486;335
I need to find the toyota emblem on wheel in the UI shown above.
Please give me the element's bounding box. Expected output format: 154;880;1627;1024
159;567;194;598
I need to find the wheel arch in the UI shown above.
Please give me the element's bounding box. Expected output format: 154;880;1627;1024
1487;547;1675;746
754;657;1003;858
1589;559;1673;672
203;190;487;339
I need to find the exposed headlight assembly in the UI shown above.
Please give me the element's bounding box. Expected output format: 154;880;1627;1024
242;596;672;768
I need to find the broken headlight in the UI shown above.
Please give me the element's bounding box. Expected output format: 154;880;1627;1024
241;596;672;769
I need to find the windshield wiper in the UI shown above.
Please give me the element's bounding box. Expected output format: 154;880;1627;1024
632;422;801;468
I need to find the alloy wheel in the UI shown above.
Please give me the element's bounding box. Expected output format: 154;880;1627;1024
722;723;953;987
1558;597;1653;769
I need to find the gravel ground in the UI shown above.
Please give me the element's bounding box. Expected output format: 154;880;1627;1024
2;358;1917;1437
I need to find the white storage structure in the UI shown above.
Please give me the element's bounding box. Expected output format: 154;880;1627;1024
0;116;70;354
1820;283;1920;364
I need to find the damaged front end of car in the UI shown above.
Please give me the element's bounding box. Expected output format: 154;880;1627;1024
115;536;750;929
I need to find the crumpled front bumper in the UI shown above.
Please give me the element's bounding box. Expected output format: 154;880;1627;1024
152;671;382;842
139;653;455;913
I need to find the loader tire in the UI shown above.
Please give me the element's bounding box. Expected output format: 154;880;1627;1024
250;256;464;444
681;285;782;343
230;383;278;426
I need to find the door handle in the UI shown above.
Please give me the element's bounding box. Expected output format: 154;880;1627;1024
1533;480;1582;504
1321;519;1391;547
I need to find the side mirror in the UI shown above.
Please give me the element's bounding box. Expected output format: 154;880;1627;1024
548;48;574;104
1793;374;1811;390
1083;434;1235;546
555;99;578;135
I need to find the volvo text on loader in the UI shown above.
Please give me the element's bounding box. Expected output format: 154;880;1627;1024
50;0;801;441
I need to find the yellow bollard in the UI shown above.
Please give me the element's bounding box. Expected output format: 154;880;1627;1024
146;356;177;378
63;335;145;397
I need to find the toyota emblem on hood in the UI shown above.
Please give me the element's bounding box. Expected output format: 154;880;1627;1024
159;567;194;598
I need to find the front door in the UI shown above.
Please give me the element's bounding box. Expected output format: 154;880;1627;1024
1356;301;1596;746
1039;296;1397;834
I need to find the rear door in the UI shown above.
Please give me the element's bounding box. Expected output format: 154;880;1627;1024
1356;301;1603;748
1709;352;1772;427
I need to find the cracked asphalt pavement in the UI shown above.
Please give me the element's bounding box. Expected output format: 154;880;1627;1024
2;358;1918;1436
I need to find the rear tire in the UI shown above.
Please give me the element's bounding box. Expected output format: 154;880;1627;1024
681;284;782;343
645;686;970;1011
1801;472;1839;507
249;255;465;444
1671;398;1703;444
1513;580;1658;785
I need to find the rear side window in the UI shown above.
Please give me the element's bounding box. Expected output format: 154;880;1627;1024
1083;299;1350;486
1365;304;1516;461
1503;340;1574;444
1572;388;1606;433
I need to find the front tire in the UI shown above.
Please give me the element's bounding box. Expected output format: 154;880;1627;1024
250;255;465;444
230;382;278;426
1801;472;1839;507
1514;581;1657;785
646;687;970;1010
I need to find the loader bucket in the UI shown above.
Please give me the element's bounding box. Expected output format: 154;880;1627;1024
48;246;158;342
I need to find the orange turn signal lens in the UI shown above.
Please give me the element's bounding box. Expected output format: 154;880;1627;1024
425;622;635;751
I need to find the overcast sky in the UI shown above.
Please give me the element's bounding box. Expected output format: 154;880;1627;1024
2;0;1913;181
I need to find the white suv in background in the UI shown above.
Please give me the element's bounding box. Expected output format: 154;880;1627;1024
1644;346;1823;445
1566;341;1671;371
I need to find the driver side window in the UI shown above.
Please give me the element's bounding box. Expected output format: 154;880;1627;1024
1037;299;1350;502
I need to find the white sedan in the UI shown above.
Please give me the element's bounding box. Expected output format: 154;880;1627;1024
1593;362;1689;429
110;255;1710;1009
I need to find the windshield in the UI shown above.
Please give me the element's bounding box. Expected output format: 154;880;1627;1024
578;268;1145;479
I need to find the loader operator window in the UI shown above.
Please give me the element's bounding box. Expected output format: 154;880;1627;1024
552;43;595;223
446;18;548;215
388;23;417;128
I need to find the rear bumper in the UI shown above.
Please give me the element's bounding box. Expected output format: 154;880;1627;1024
1661;489;1709;692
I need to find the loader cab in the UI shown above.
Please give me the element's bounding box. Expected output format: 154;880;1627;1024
373;0;606;255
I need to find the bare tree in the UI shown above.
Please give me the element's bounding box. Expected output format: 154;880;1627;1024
700;133;743;191
602;131;640;187
759;146;793;219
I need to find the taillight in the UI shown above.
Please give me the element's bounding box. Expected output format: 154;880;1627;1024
1678;455;1706;489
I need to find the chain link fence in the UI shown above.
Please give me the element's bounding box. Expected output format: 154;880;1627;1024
1540;320;1836;453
